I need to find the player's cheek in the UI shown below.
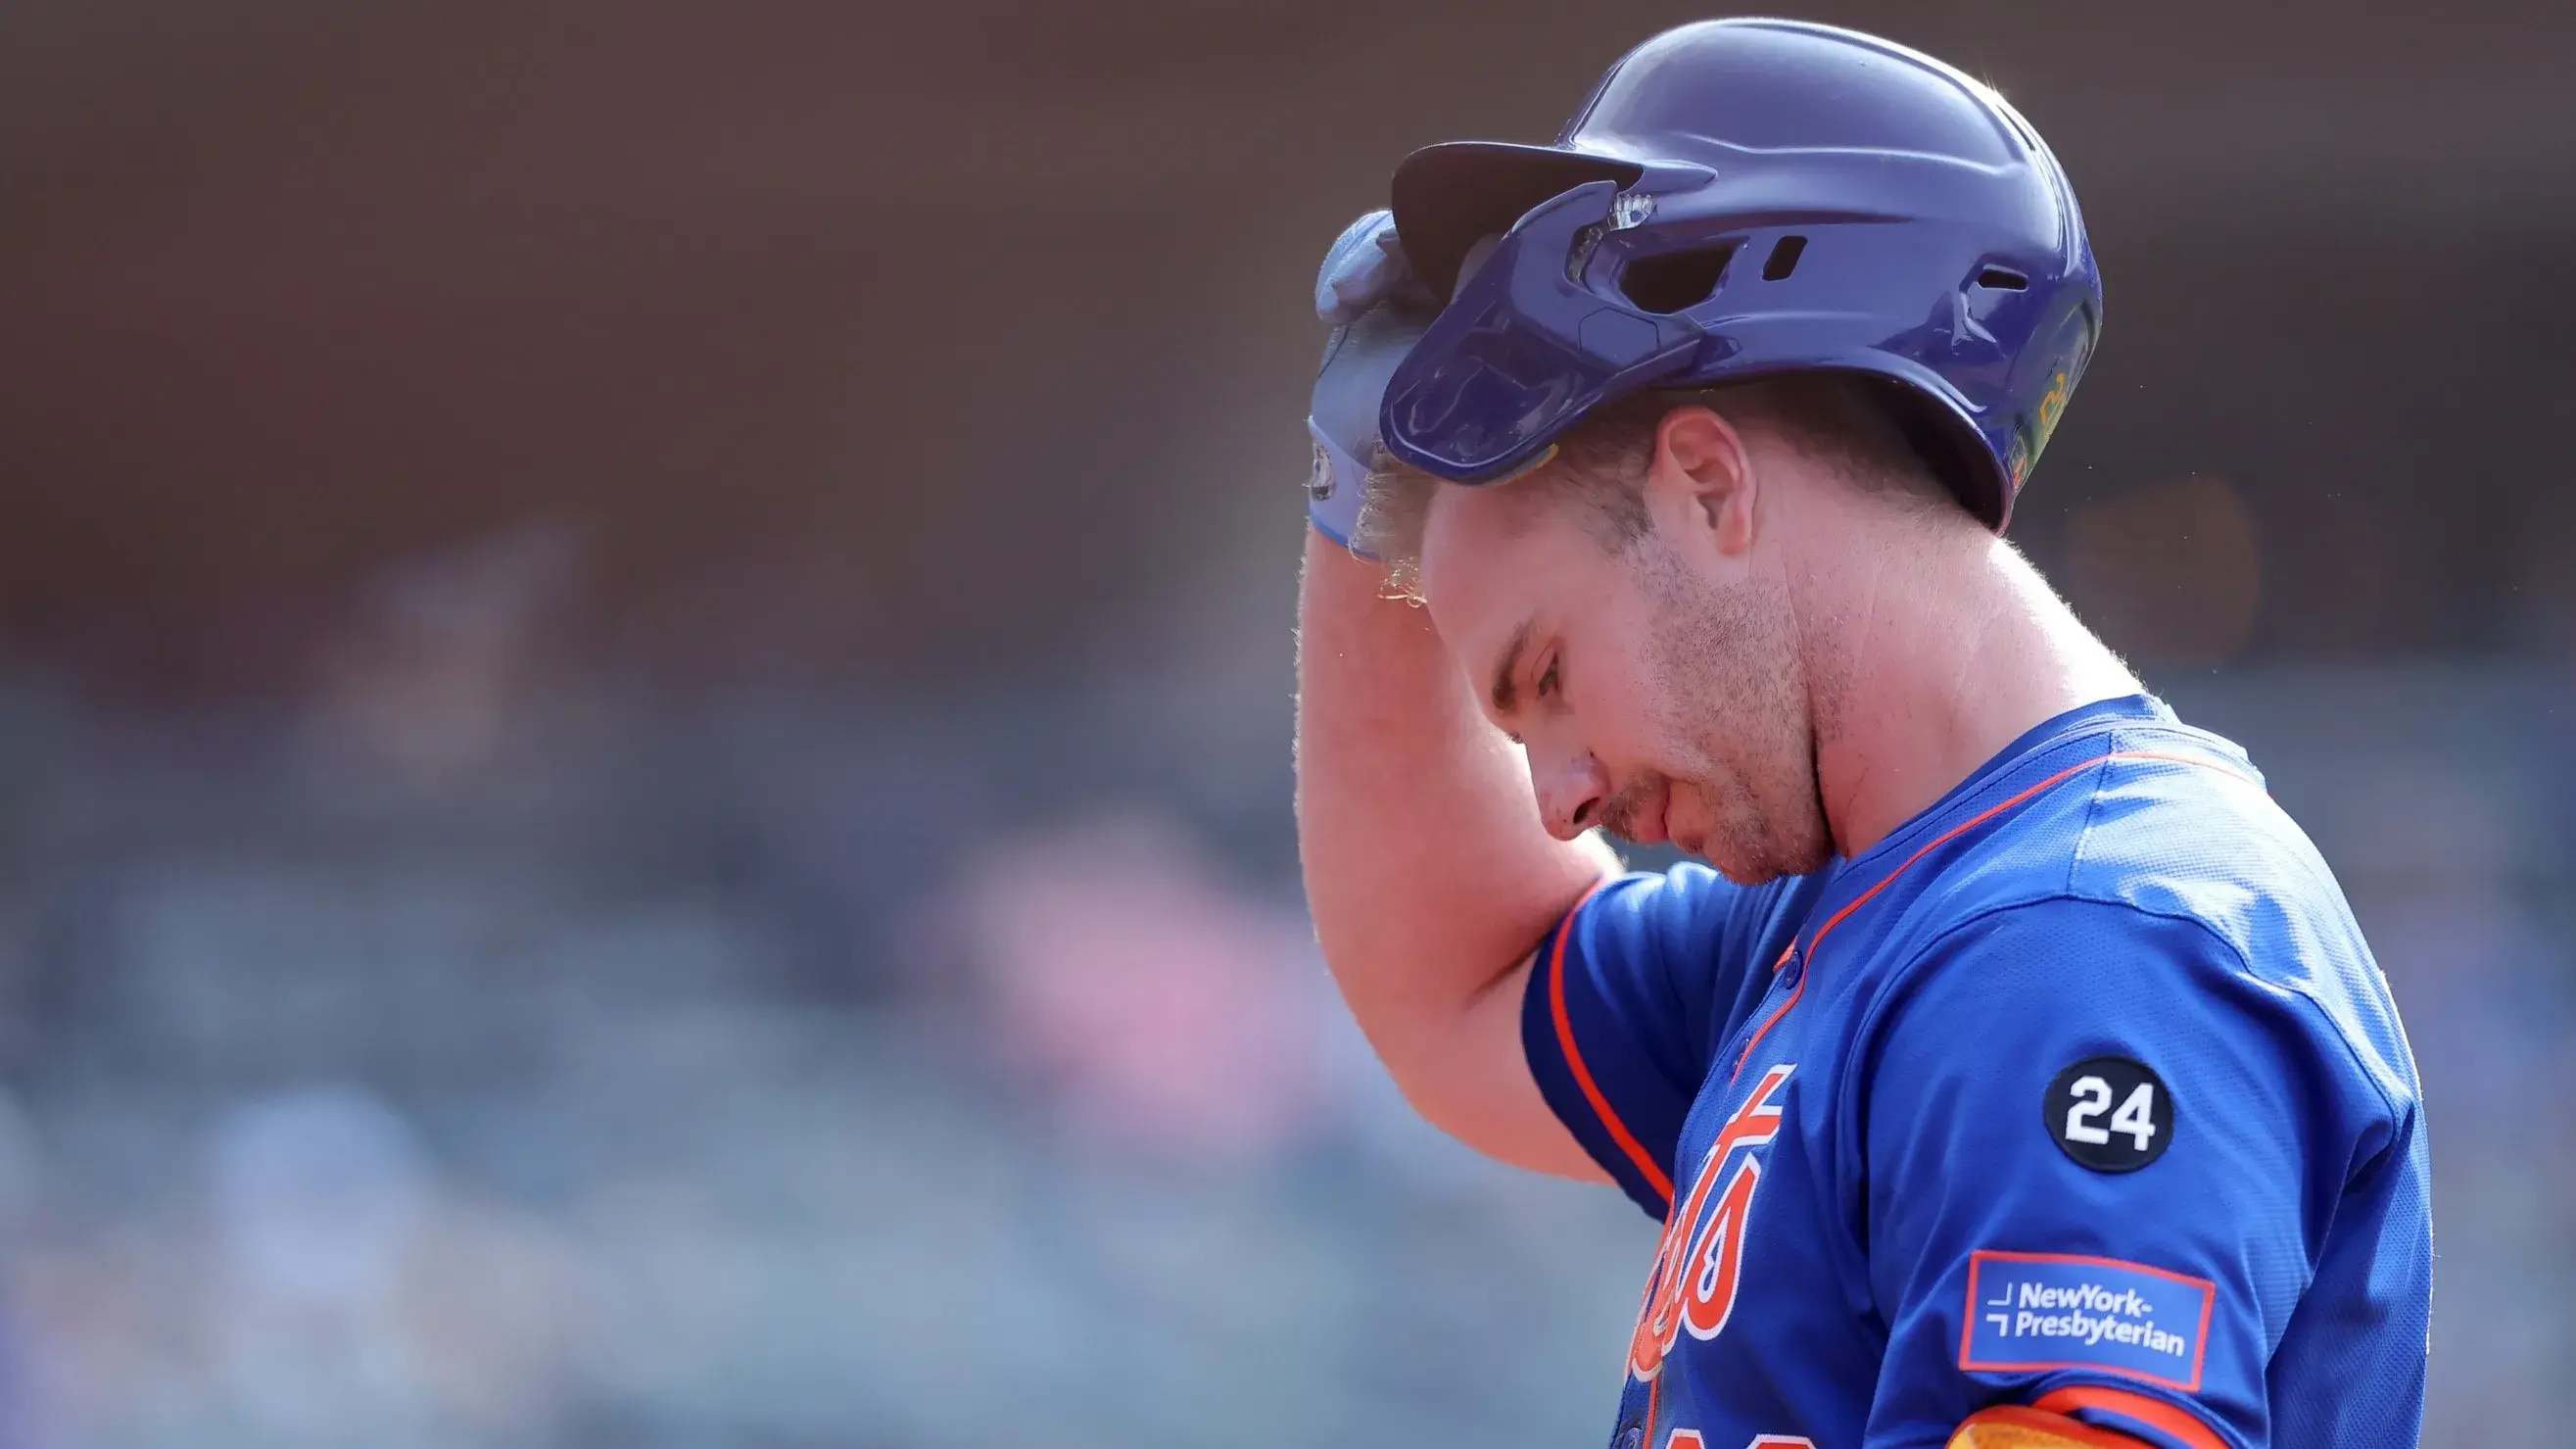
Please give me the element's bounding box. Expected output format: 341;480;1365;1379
1584;649;1665;770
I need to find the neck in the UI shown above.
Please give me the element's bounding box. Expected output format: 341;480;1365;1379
1800;518;2141;859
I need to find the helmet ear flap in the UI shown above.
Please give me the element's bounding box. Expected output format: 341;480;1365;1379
1866;378;2004;527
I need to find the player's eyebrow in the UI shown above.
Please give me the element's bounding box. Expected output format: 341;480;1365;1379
1488;619;1535;717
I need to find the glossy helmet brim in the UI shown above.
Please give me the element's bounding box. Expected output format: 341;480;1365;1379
1374;22;2106;534
1392;141;1645;302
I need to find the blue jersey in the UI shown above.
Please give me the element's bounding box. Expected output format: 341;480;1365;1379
1521;695;2430;1449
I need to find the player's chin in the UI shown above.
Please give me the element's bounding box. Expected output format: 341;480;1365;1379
1700;843;1785;887
1671;804;1745;880
1667;786;1730;864
1690;797;1830;886
1773;816;1836;878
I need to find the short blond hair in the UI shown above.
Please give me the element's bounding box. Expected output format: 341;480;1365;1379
1355;372;1947;598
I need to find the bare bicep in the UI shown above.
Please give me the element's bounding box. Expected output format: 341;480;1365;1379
1403;950;1611;1183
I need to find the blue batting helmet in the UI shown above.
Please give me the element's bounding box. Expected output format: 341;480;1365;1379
1378;18;2102;531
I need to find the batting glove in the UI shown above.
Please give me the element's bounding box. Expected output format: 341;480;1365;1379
1306;210;1439;555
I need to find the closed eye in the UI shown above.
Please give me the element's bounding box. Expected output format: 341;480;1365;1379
1537;658;1560;700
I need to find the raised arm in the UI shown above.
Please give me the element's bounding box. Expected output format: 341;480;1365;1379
1293;213;1616;1180
1298;534;1617;1178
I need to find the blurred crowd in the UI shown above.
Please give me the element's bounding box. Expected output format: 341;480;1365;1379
0;2;2564;1443
0;532;2562;1448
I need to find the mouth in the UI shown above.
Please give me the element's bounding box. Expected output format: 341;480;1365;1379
1611;781;1671;847
1660;786;1707;860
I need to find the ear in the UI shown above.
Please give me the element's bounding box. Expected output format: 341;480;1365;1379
1642;404;1757;559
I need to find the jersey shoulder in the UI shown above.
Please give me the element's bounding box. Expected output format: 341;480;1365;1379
1895;716;2417;1120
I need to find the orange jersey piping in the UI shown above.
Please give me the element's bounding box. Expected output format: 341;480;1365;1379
1731;749;2255;1080
1548;877;1677;1207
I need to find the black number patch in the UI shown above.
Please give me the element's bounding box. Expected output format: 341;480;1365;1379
2044;1055;2172;1173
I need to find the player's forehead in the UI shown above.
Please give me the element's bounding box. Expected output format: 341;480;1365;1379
1417;477;1579;614
1420;481;1614;695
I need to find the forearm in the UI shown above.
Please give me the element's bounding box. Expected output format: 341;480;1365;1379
1295;532;1619;1082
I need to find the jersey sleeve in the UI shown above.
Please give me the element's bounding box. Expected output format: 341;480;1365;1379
1519;863;1797;1218
1853;898;2421;1449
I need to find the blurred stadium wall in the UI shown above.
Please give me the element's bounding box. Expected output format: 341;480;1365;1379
0;1;2568;1444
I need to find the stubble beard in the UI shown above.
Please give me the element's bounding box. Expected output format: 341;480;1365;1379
1640;552;1832;886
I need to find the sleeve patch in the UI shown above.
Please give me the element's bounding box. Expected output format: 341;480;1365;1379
1958;1250;2215;1392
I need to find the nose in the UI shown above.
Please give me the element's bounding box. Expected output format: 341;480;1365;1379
1531;747;1611;842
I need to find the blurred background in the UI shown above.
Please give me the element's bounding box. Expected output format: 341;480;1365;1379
0;1;2567;1444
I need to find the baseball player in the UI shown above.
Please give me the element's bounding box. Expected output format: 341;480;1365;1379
1295;20;2429;1449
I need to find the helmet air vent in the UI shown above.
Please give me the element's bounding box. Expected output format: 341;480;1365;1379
1376;19;2105;534
1618;243;1739;314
